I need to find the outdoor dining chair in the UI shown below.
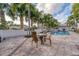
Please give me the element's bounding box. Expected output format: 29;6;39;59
43;33;52;46
32;31;39;48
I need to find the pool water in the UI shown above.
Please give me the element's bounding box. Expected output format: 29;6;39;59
51;31;70;35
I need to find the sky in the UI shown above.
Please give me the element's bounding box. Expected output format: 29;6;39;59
5;3;73;25
36;3;73;24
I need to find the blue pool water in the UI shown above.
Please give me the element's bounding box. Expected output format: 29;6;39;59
51;31;70;35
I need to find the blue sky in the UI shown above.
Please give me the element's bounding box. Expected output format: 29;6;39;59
36;3;72;24
53;3;71;16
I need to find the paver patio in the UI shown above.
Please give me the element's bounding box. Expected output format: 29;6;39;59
0;32;79;56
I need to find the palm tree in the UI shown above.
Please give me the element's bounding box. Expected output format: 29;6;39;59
7;3;38;30
0;3;10;29
40;13;59;28
28;4;40;27
25;4;44;30
6;3;59;30
7;3;29;29
0;3;7;22
0;3;9;25
67;4;79;30
72;3;79;29
68;16;78;31
32;10;43;28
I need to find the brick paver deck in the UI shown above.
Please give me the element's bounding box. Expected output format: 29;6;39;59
0;32;79;56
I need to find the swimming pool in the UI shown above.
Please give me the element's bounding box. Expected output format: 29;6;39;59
51;31;70;35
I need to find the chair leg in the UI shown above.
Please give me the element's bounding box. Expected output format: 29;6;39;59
31;40;33;47
36;42;38;48
32;39;38;48
49;39;51;46
0;39;1;43
44;38;46;42
0;37;1;43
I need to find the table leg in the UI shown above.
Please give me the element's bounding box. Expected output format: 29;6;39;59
40;37;44;45
0;37;1;43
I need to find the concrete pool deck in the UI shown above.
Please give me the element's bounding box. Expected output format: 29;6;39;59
0;32;79;56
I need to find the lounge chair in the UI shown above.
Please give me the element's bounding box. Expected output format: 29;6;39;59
32;31;39;48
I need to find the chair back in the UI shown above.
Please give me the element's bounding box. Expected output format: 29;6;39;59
46;33;51;39
32;32;38;43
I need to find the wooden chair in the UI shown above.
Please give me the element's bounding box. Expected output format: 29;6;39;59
32;32;38;48
43;33;52;46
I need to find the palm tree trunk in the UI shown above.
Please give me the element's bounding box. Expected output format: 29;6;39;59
0;10;6;23
75;19;77;31
31;18;33;27
38;21;39;28
20;16;24;30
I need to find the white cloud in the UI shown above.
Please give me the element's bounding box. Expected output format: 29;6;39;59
36;3;64;14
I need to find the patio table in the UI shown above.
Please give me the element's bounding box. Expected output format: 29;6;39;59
37;33;46;45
